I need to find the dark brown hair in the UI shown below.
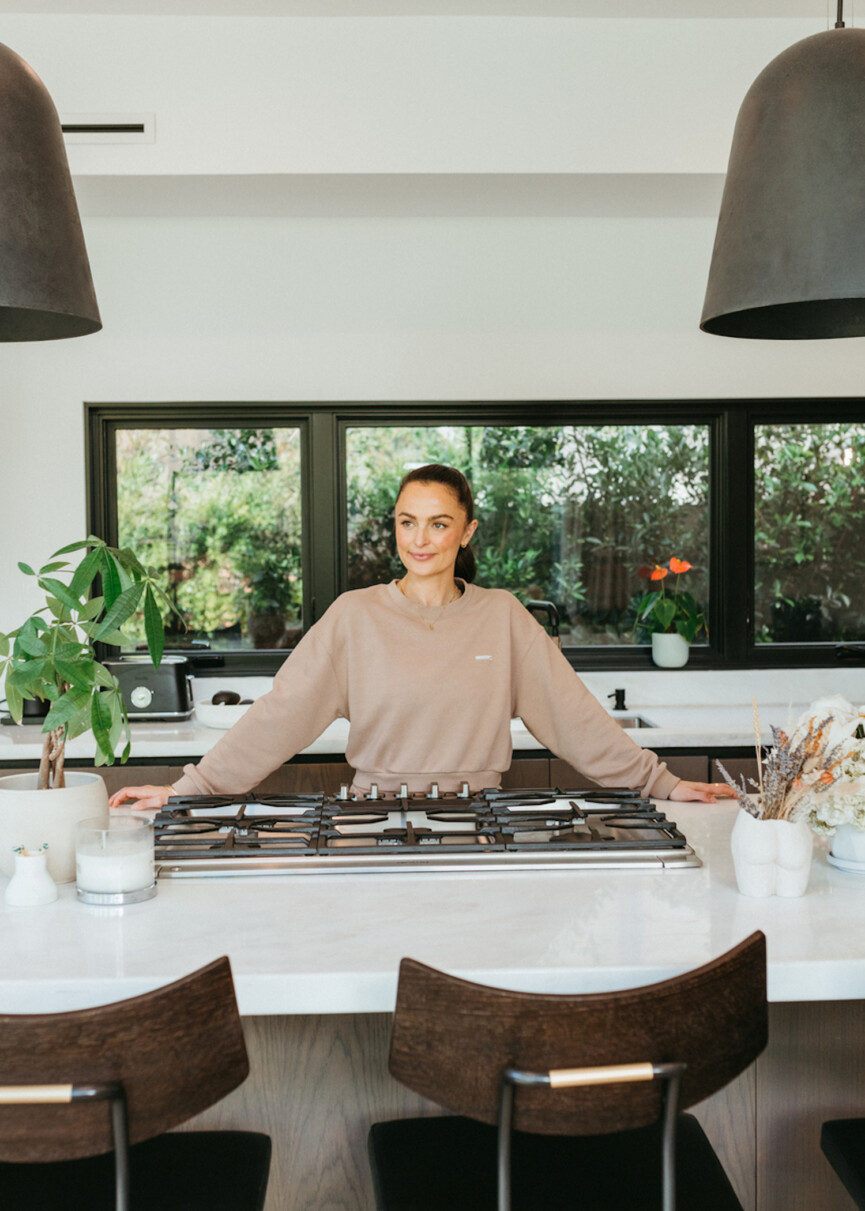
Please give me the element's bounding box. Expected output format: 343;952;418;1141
396;464;477;582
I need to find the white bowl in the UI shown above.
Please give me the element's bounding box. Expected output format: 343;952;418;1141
195;699;256;730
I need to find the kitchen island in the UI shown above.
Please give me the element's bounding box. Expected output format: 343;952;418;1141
2;802;865;1210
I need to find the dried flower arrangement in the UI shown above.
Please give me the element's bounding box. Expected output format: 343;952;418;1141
717;699;855;821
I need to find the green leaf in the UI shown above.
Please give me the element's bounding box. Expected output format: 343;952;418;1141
78;595;105;621
8;659;48;687
84;627;132;648
17;562;35;576
5;682;23;722
114;547;148;580
43;694;81;729
38;577;81;614
68;545;104;599
54;658;96;689
16;632;47;658
653;598;677;631
100;551;123;611
93;662;119;689
143;586;164;668
0;634;8;658
51;537;102;558
93;583;145;639
91;691;115;763
38;561;68;575
45;595;70;621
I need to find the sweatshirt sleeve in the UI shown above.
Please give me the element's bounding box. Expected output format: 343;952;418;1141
512;614;680;800
171;612;347;796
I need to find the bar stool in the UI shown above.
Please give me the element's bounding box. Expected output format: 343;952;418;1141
821;1118;865;1207
0;956;271;1210
369;932;767;1211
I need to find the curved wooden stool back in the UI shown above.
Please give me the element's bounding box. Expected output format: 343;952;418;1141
389;932;767;1136
0;955;249;1162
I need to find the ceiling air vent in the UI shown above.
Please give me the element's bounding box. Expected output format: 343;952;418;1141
60;114;155;144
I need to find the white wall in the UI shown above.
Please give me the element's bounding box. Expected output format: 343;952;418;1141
2;12;864;634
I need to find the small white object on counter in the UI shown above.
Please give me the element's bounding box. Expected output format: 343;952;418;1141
4;845;58;907
194;699;256;729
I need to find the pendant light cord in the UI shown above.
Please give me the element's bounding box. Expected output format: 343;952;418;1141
836;0;845;28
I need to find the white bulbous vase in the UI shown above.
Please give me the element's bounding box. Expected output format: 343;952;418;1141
829;823;865;864
651;632;690;668
0;772;109;884
730;808;813;897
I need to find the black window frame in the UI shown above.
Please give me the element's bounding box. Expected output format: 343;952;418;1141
85;398;865;676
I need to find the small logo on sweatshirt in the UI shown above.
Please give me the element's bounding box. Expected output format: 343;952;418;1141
475;654;492;661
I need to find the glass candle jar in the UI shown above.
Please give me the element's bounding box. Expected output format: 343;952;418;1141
75;815;156;905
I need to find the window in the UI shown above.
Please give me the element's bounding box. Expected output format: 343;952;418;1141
86;399;865;675
346;421;710;647
754;420;865;645
115;426;303;654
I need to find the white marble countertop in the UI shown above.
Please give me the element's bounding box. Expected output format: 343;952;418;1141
2;668;862;763
2;801;865;1016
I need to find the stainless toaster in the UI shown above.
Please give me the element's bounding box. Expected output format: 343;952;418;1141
101;655;194;721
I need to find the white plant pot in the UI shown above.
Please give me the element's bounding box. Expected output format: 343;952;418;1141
730;808;814;898
651;632;690;668
829;823;865;864
0;772;109;884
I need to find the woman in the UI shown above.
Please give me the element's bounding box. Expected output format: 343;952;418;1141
109;464;732;811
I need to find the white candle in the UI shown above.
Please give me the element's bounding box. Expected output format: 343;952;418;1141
76;845;154;893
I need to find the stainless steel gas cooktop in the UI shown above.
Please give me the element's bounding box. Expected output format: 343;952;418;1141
154;787;700;877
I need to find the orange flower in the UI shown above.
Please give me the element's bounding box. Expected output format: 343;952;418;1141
650;565;668;581
819;771;835;785
669;557;692;574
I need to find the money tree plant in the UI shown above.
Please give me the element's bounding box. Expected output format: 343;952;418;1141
0;537;179;789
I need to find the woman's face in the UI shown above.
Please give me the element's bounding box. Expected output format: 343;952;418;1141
394;480;477;580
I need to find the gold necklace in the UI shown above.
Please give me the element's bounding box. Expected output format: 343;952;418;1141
398;580;461;630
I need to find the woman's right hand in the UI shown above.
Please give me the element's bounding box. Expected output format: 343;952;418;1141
108;784;174;812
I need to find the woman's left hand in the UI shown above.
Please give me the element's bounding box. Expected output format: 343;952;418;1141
669;780;736;804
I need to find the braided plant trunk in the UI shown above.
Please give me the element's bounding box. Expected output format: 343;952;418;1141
37;726;66;790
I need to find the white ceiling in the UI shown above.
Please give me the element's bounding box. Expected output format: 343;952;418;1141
0;1;844;16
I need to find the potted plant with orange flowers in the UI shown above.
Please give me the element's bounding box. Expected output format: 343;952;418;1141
635;557;707;668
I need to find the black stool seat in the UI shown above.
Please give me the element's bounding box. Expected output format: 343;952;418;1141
370;1113;742;1211
368;935;768;1211
0;1131;271;1211
822;1118;865;1207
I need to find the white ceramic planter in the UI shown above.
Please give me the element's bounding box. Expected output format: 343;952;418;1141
730;808;814;897
651;632;689;668
0;772;109;884
830;823;865;864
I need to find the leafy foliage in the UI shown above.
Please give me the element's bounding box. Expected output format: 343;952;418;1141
346;422;710;647
0;538;179;783
755;423;865;643
115;428;303;649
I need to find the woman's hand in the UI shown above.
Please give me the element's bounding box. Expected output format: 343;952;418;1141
669;780;736;804
108;784;174;812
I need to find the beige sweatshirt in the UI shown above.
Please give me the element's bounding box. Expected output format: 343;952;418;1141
172;581;679;799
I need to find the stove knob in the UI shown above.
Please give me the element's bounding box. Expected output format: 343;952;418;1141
430;782;439;799
399;782;408;799
368;783;379;800
459;782;470;798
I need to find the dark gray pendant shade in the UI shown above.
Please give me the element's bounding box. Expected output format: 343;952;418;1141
0;41;100;341
701;27;865;340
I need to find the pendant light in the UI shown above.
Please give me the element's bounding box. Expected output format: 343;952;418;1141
0;41;101;341
701;3;865;340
